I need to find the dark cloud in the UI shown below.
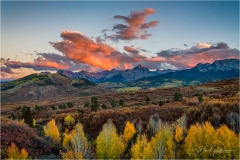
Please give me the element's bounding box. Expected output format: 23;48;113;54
184;44;188;46
106;8;159;42
124;46;139;55
1;66;14;74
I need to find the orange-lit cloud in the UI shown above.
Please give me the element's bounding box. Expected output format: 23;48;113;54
106;8;159;42
157;42;239;68
50;30;149;70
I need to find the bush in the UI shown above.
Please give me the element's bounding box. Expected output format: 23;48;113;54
119;99;124;106
51;105;57;110
84;102;90;107
198;94;203;103
1;120;51;158
158;100;165;106
78;109;84;114
59;104;67;109
102;104;107;109
146;96;150;105
174;92;182;101
35;105;41;111
67;102;73;108
110;101;118;108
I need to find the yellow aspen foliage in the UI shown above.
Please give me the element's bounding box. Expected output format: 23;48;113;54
70;123;89;157
20;119;25;124
61;150;83;160
184;121;216;159
150;125;175;159
96;119;125;159
33;119;36;126
214;125;239;159
62;123;89;158
64;115;75;126
131;134;153;159
7;143;29;160
43;118;61;144
123;121;136;142
62;133;72;149
174;126;184;143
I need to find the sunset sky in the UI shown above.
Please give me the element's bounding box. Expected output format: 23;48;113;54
1;1;239;79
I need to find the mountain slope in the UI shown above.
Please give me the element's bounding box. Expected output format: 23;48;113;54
1;73;110;104
125;59;239;89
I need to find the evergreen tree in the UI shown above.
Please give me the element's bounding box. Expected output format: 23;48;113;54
146;96;150;105
198;94;203;103
119;99;124;106
174;92;182;101
23;107;33;127
91;96;99;112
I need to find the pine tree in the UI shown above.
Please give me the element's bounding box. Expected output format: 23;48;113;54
24;107;33;127
91;96;99;112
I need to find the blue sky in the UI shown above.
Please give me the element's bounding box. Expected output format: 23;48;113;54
1;1;239;78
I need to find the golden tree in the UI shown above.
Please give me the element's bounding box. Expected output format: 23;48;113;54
131;134;153;159
7;143;29;160
43;118;61;144
150;124;175;159
61;150;83;160
183;121;219;159
123;121;136;142
62;123;90;158
174;126;184;143
96;119;125;159
64;115;75;126
214;125;239;159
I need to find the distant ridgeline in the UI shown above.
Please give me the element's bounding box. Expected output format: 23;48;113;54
57;59;239;88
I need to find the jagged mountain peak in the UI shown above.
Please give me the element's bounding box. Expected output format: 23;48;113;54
133;64;147;70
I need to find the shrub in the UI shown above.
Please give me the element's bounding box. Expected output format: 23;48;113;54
1;120;51;158
110;101;118;108
174;92;182;101
158;100;165;106
35;105;41;111
64;115;75;127
101;104;107;109
84;102;90;107
51;105;57;110
67;102;73;108
78;109;84;114
198;94;203;103
146;96;150;105
119;99;124;106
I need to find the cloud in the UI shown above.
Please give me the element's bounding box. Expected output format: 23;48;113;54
49;30;150;70
106;8;159;42
157;42;239;68
184;44;188;46
1;66;14;74
124;46;139;54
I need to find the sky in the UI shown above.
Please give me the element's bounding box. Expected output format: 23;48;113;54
1;1;239;79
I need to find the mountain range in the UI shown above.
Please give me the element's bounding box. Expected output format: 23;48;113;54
57;64;176;83
58;59;239;85
125;58;239;89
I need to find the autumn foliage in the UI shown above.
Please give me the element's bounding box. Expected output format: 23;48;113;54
43;118;61;144
7;143;29;160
